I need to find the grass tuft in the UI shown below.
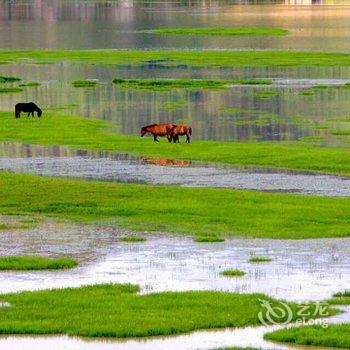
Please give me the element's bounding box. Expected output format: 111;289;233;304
150;27;289;37
112;78;272;91
0;76;21;83
119;236;147;242
18;82;41;87
0;256;78;270
72;80;99;88
220;269;246;277
249;256;272;263
0;87;22;94
194;236;225;242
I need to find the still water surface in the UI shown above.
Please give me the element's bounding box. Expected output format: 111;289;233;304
1;1;350;142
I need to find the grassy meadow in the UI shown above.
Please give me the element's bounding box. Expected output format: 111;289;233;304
0;172;350;239
1;112;350;175
0;256;77;270
0;283;336;338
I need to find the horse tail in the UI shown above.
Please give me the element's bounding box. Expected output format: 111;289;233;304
14;104;20;118
189;127;192;136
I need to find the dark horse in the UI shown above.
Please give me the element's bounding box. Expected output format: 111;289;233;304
15;102;42;119
168;124;192;143
140;123;175;142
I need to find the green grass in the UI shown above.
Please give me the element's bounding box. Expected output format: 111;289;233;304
220;269;246;277
1;111;350;175
0;256;77;270
248;256;272;263
332;130;350;136
328;290;350;305
72;80;99;88
0;223;19;230
150;27;289;36
0;87;22;94
250;90;280;99
2;50;350;67
301;83;350;96
0;283;336;338
112;78;272;91
18;82;41;87
194;236;225;242
119;236;147;242
1;172;350;239
264;324;350;349
0;76;21;83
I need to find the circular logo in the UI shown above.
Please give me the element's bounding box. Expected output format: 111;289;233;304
258;298;293;326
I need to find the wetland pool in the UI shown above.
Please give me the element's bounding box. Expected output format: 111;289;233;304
1;220;350;349
1;142;350;196
1;63;350;143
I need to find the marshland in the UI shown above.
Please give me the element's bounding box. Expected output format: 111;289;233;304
1;0;350;349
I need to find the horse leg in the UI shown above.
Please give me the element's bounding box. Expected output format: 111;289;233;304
27;112;30;117
153;134;159;142
32;111;35;117
185;133;190;143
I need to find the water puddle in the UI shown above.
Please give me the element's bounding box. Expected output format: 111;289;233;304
1;220;350;349
2;221;350;301
0;144;349;196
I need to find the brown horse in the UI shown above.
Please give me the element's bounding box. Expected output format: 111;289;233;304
169;125;192;143
140;123;175;142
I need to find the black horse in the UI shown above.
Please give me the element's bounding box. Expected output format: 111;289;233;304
15;102;42;118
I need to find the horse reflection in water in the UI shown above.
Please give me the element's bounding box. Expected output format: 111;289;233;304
142;157;192;167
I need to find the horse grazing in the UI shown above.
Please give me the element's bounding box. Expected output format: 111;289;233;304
169;124;192;143
140;123;175;142
15;102;42;119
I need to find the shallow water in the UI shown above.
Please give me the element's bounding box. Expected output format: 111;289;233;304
2;221;350;302
1;62;350;142
0;0;350;51
1;1;350;143
1;152;350;196
1;221;350;349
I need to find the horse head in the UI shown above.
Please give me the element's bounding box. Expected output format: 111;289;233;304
140;127;147;137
